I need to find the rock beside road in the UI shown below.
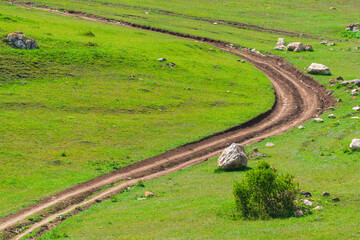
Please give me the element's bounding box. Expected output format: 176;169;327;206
5;31;38;49
349;139;360;151
287;42;305;52
307;63;331;75
217;143;248;170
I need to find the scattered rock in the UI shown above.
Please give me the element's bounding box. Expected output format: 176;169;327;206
300;191;312;198
157;58;167;61
168;62;176;67
287;42;305;52
295;210;303;217
304;44;313;51
352;106;360;111
341;79;360;87
265;142;275;147
217;143;248;170
304;199;313;207
274;45;287;51
6;31;38;49
346;85;354;89
336;98;342;103
276;38;285;47
328;114;336;118
241;60;246;63
249;152;266;159
320;41;327;45
298;125;304;129
322;191;330;196
185;87;191;90
336;76;344;81
313;118;324;122
345;23;359;32
329;7;336;10
144;191;155;197
307;63;331;75
329;78;337;84
137;197;147;200
327;43;335;46
253;147;258;152
351;89;358;95
314;206;323;210
349;139;360;150
331;197;340;202
351;117;359;119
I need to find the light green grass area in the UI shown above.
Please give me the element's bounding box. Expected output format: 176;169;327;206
0;3;274;217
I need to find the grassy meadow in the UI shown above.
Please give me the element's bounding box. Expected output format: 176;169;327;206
0;0;359;239
0;3;274;218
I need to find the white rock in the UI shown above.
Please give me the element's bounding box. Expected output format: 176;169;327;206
314;206;323;210
304;199;313;207
287;42;305;51
349;139;360;151
276;38;285;46
274;45;287;51
217;143;248;170
352;106;360;111
298;125;304;129
307;63;331;75
313;118;324;122
328;114;336;118
351;117;359;119
265;142;275;147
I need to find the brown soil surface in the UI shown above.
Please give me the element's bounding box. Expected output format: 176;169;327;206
1;2;334;239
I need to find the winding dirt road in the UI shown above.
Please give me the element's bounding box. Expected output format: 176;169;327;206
1;2;334;239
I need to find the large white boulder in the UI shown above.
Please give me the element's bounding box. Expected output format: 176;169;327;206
287;42;305;51
217;143;248;170
307;63;331;75
349;139;360;151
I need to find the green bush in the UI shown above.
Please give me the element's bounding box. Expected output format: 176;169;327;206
233;161;300;219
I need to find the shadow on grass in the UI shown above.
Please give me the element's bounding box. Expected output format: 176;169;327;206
214;166;252;173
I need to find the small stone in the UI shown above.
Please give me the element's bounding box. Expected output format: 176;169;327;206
250;152;266;158
347;85;354;89
313;118;324;122
295;210;303;217
314;206;323;210
336;98;342;103
349;139;360;150
298;125;304;129
137;197;146;200
329;7;336;10
300;190;312;198
351;117;359;119
320;41;327;45
327;43;335;46
265;142;275;147
253;147;258;152
328;114;336;118
329;78;337;84
304;44;313;51
241;60;246;63
331;197;340;202
304;199;313;207
127;177;132;180
157;58;167;61
185;87;191;90
352;106;360;111
168;62;176;67
336;76;344;81
270;165;277;172
322;192;330;196
144;191;155;197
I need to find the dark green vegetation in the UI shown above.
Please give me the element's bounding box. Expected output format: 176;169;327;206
233;161;300;219
1;0;359;239
0;3;274;217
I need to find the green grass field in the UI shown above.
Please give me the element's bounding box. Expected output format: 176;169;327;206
1;0;360;239
0;3;274;218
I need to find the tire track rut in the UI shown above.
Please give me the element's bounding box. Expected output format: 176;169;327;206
0;2;334;239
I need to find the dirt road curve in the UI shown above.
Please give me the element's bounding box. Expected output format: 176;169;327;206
1;2;334;239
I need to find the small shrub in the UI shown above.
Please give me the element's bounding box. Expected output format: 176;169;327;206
233;161;300;219
83;31;95;37
136;180;145;188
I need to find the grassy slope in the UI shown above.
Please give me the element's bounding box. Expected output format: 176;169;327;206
0;3;274;217
31;0;360;239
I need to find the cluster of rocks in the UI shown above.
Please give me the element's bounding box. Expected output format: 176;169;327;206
4;31;38;49
274;38;313;52
345;23;359;32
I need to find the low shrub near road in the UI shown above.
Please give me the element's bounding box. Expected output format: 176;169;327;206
233;161;300;219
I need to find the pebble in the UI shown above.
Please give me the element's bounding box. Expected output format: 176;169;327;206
265;142;275;147
298;125;304;129
313;118;324;122
328;114;336;118
322;192;330;196
332;197;340;202
314;206;323;210
304;199;313;207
